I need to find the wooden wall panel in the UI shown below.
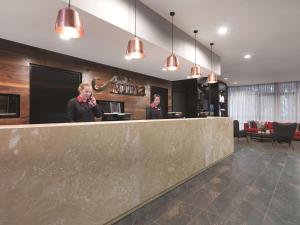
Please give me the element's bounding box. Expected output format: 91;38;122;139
0;39;171;125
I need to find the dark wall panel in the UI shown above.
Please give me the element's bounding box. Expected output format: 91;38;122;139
30;65;81;123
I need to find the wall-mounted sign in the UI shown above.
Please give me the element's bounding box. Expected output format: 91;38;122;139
92;76;146;96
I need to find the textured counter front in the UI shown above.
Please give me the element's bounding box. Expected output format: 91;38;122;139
0;118;233;225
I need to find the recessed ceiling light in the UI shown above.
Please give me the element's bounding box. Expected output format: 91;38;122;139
233;82;238;85
244;54;252;59
224;77;228;80
218;27;228;35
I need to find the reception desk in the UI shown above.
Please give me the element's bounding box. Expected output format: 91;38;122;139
0;118;233;225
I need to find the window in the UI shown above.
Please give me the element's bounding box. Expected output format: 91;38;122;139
228;81;300;126
0;94;20;118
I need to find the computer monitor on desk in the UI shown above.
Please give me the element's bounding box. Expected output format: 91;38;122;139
102;113;131;121
167;112;183;119
97;100;123;113
97;100;131;121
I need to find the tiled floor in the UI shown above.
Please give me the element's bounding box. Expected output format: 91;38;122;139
113;140;300;225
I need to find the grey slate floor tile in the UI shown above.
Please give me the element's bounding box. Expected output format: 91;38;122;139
113;141;300;225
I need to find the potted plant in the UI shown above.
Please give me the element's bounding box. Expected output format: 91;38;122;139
260;126;267;133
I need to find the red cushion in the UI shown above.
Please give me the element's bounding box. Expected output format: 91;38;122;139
265;122;273;130
246;128;259;133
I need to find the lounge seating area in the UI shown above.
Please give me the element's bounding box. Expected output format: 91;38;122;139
233;120;300;148
243;121;300;140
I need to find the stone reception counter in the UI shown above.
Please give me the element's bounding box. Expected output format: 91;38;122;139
0;118;233;225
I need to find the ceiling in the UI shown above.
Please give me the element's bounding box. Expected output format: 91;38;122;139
1;0;299;86
0;0;214;82
141;0;300;86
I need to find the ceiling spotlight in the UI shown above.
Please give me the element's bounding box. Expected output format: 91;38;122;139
218;27;228;35
244;54;252;59
233;82;238;85
224;77;228;80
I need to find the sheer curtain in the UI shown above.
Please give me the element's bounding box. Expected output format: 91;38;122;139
228;81;300;126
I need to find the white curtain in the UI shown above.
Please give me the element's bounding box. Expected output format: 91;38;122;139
228;81;300;126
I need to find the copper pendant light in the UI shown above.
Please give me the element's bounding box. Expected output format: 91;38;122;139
55;0;84;39
164;12;180;71
125;0;144;60
190;30;201;78
208;43;218;83
208;71;218;83
166;54;180;71
190;66;201;77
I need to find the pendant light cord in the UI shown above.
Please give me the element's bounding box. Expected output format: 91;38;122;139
172;15;174;54
194;32;197;66
68;0;71;8
210;43;213;73
209;43;213;110
135;0;137;37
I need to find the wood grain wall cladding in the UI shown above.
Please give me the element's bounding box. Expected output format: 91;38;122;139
0;38;171;125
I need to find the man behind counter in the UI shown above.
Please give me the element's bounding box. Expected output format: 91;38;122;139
146;94;163;119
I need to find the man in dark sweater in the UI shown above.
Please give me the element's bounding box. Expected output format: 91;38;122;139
67;83;102;122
